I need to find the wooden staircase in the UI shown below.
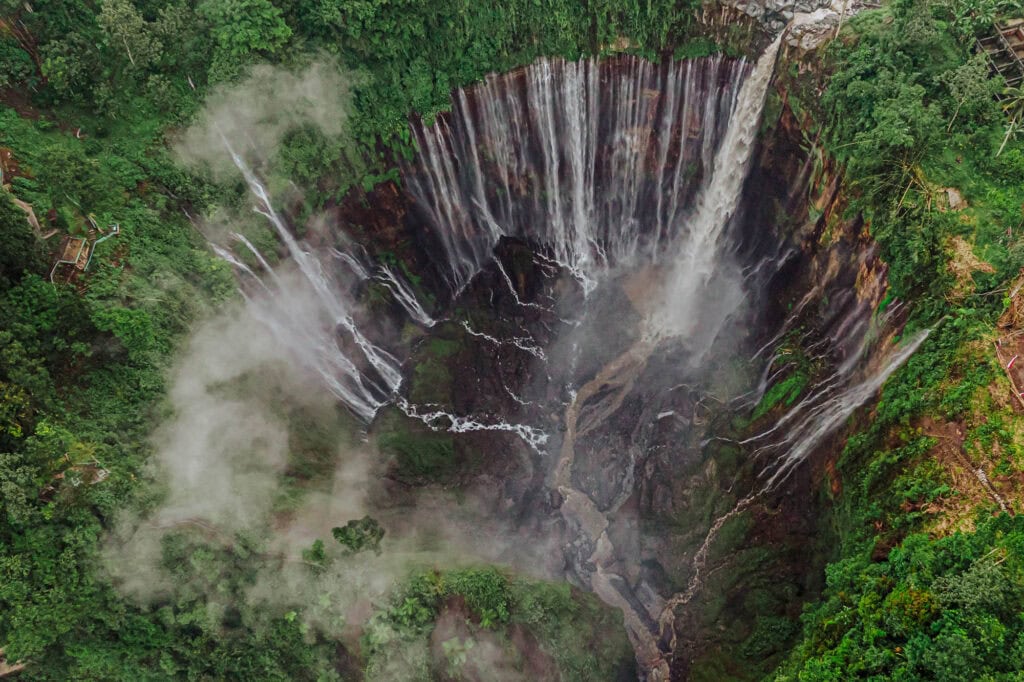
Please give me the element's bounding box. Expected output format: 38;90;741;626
978;19;1024;89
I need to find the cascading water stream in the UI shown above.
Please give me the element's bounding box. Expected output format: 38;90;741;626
213;136;404;421
754;329;930;491
655;35;783;344
404;55;749;293
202;23;925;679
376;265;435;327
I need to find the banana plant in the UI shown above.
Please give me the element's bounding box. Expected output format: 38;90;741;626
998;84;1024;156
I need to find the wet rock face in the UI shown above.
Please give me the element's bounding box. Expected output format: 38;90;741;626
335;45;903;679
724;0;832;29
719;0;870;45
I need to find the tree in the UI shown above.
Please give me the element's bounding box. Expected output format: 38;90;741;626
90;307;156;362
891;0;940;56
0;37;38;90
0;192;43;291
39;32;99;101
829;67;944;203
331;515;385;555
300;538;328;573
153;3;214;85
32;143;118;214
940;53;1002;131
97;0;163;70
198;0;291;60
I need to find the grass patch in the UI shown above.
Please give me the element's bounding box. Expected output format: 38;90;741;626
375;409;459;483
410;335;462;404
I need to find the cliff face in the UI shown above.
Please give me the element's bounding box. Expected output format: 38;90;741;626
672;60;901;678
721;0;855;34
323;40;905;679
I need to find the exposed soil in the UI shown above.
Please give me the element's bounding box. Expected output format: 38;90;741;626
947;234;994;299
0;147;23;182
0;86;43;122
918;416;1007;534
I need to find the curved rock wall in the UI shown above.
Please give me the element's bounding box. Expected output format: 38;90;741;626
719;0;873;46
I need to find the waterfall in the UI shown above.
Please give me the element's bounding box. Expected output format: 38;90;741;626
403;55;750;292
214;137;404;421
655;35;784;344
755;329;929;492
194;28;929;681
376;265;435;327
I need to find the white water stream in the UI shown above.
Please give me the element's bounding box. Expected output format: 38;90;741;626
218;136;402;421
405;55;748;292
204;26;926;679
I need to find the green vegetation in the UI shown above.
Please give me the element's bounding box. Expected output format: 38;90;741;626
752;332;815;421
2;0;709;195
375;409;461;482
409;336;460;404
0;85;240;677
362;568;633;680
819;0;1023;302
0;192;43;288
776;515;1024;681
0;0;714;675
332;515;385;555
771;0;1024;677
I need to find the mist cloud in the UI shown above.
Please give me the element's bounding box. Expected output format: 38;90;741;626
105;57;566;656
175;57;354;178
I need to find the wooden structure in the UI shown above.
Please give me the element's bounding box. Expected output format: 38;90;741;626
978;19;1024;88
49;235;90;283
48;222;120;284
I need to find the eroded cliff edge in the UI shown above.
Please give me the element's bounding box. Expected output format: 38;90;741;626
318;30;923;678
